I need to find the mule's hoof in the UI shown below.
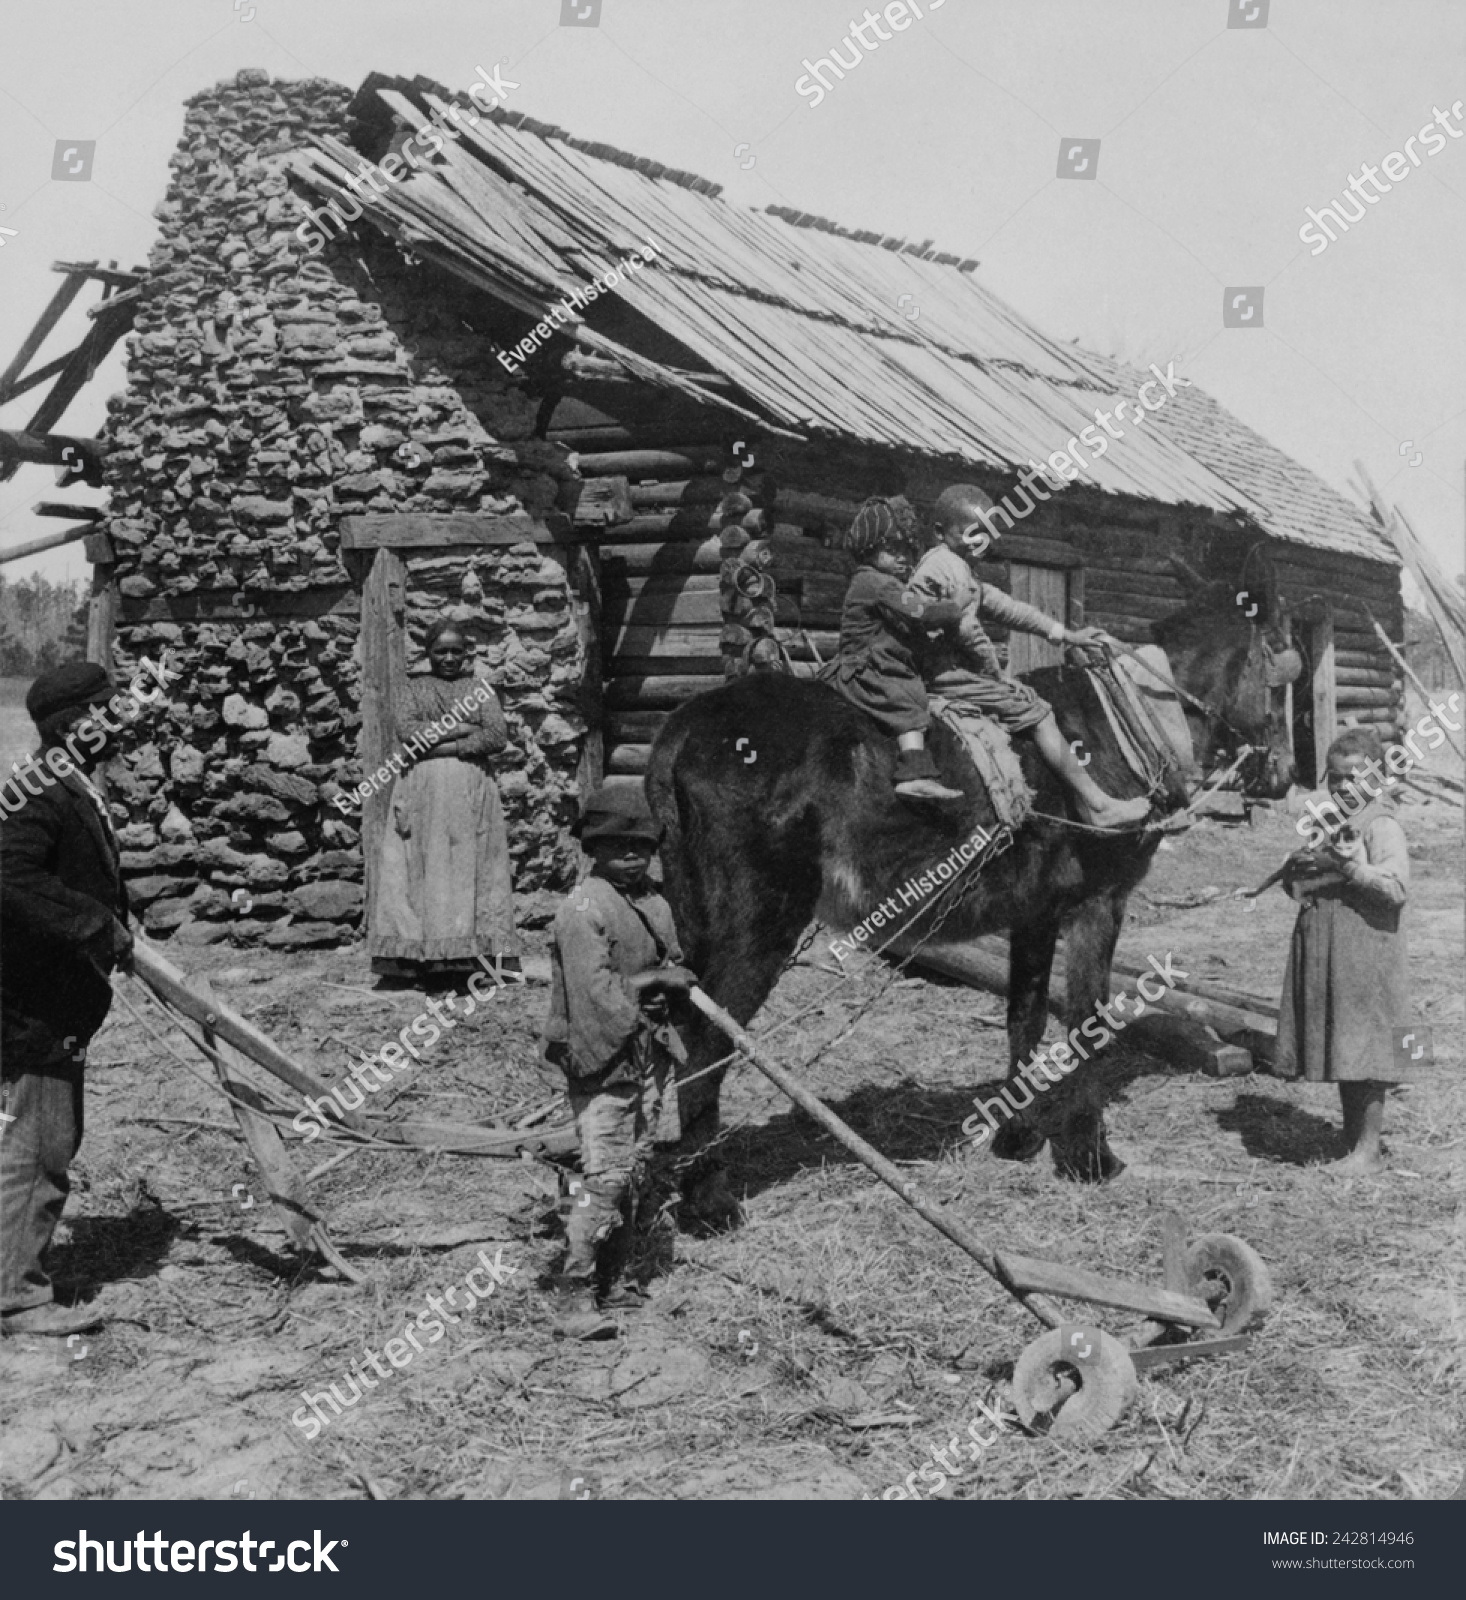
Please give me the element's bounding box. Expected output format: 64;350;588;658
990;1121;1047;1163
1051;1136;1126;1183
680;1167;744;1234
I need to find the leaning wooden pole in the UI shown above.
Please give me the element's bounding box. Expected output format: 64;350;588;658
131;938;368;1130
0;522;92;566
196;976;365;1284
1362;602;1465;760
685;984;1219;1327
684;984;1060;1330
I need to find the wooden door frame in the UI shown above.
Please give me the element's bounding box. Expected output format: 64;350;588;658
340;512;593;929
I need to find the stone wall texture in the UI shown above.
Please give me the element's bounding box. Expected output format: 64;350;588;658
101;69;588;948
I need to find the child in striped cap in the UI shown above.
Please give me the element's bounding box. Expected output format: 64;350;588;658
829;496;965;801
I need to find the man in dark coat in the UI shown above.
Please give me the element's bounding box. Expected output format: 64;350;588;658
1;661;133;1335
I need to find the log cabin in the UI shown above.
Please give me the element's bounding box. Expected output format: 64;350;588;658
73;69;1403;944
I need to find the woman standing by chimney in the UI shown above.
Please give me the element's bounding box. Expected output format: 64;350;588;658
369;619;520;988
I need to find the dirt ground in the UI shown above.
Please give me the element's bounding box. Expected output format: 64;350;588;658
2;786;1462;1503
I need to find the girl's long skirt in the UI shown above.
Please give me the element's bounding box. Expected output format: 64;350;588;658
369;757;519;965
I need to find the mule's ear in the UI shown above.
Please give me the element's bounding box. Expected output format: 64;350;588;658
1166;553;1206;593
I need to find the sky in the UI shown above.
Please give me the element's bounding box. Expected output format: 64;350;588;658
1;0;1462;604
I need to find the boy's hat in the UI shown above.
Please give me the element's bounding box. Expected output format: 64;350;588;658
838;495;923;557
577;784;661;843
26;660;113;727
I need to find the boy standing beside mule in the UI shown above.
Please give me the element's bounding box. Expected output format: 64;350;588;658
541;786;694;1338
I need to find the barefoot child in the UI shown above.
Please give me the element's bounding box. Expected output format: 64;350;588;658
905;484;1151;830
831;497;965;802
541;785;695;1336
1275;728;1411;1171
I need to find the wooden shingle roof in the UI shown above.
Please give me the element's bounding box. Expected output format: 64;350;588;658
287;75;1396;567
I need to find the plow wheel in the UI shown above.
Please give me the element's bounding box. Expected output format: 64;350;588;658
1011;1327;1138;1440
1184;1233;1274;1336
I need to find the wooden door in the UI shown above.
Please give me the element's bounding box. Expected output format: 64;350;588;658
1005;563;1069;677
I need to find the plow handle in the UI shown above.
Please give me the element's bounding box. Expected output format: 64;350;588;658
685;985;1062;1330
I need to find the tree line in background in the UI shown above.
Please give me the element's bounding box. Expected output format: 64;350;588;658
0;572;88;677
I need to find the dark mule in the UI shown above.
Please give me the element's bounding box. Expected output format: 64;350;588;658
646;593;1298;1226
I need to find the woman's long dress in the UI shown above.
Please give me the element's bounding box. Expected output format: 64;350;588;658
1274;797;1411;1083
369;673;520;967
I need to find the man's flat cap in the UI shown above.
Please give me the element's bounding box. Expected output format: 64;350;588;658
26;660;113;725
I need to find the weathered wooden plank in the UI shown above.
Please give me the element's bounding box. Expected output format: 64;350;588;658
340;512;564;549
86;567;117;675
1130;1335;1251;1370
83;531;114;564
361;548;406;937
571;475;633;527
993;1251;1219;1328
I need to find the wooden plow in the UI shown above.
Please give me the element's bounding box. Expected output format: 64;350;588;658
687;984;1273;1440
126;938;576;1283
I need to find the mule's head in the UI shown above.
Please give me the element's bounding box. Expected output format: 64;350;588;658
1151;569;1300;798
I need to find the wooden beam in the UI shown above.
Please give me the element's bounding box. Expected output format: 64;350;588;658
34;501;104;520
131;940;365;1122
602;537;723;576
361;549;406;936
24;298;135;437
196;975;364;1282
0;522;92;565
993;1251;1219;1329
0;430;106;483
0;270;87;402
575;446;726;478
564;542;604;801
0;350;78;403
605;673;724;709
340;512;566;550
86;565;117;672
51;259;145;290
605;589;801;629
